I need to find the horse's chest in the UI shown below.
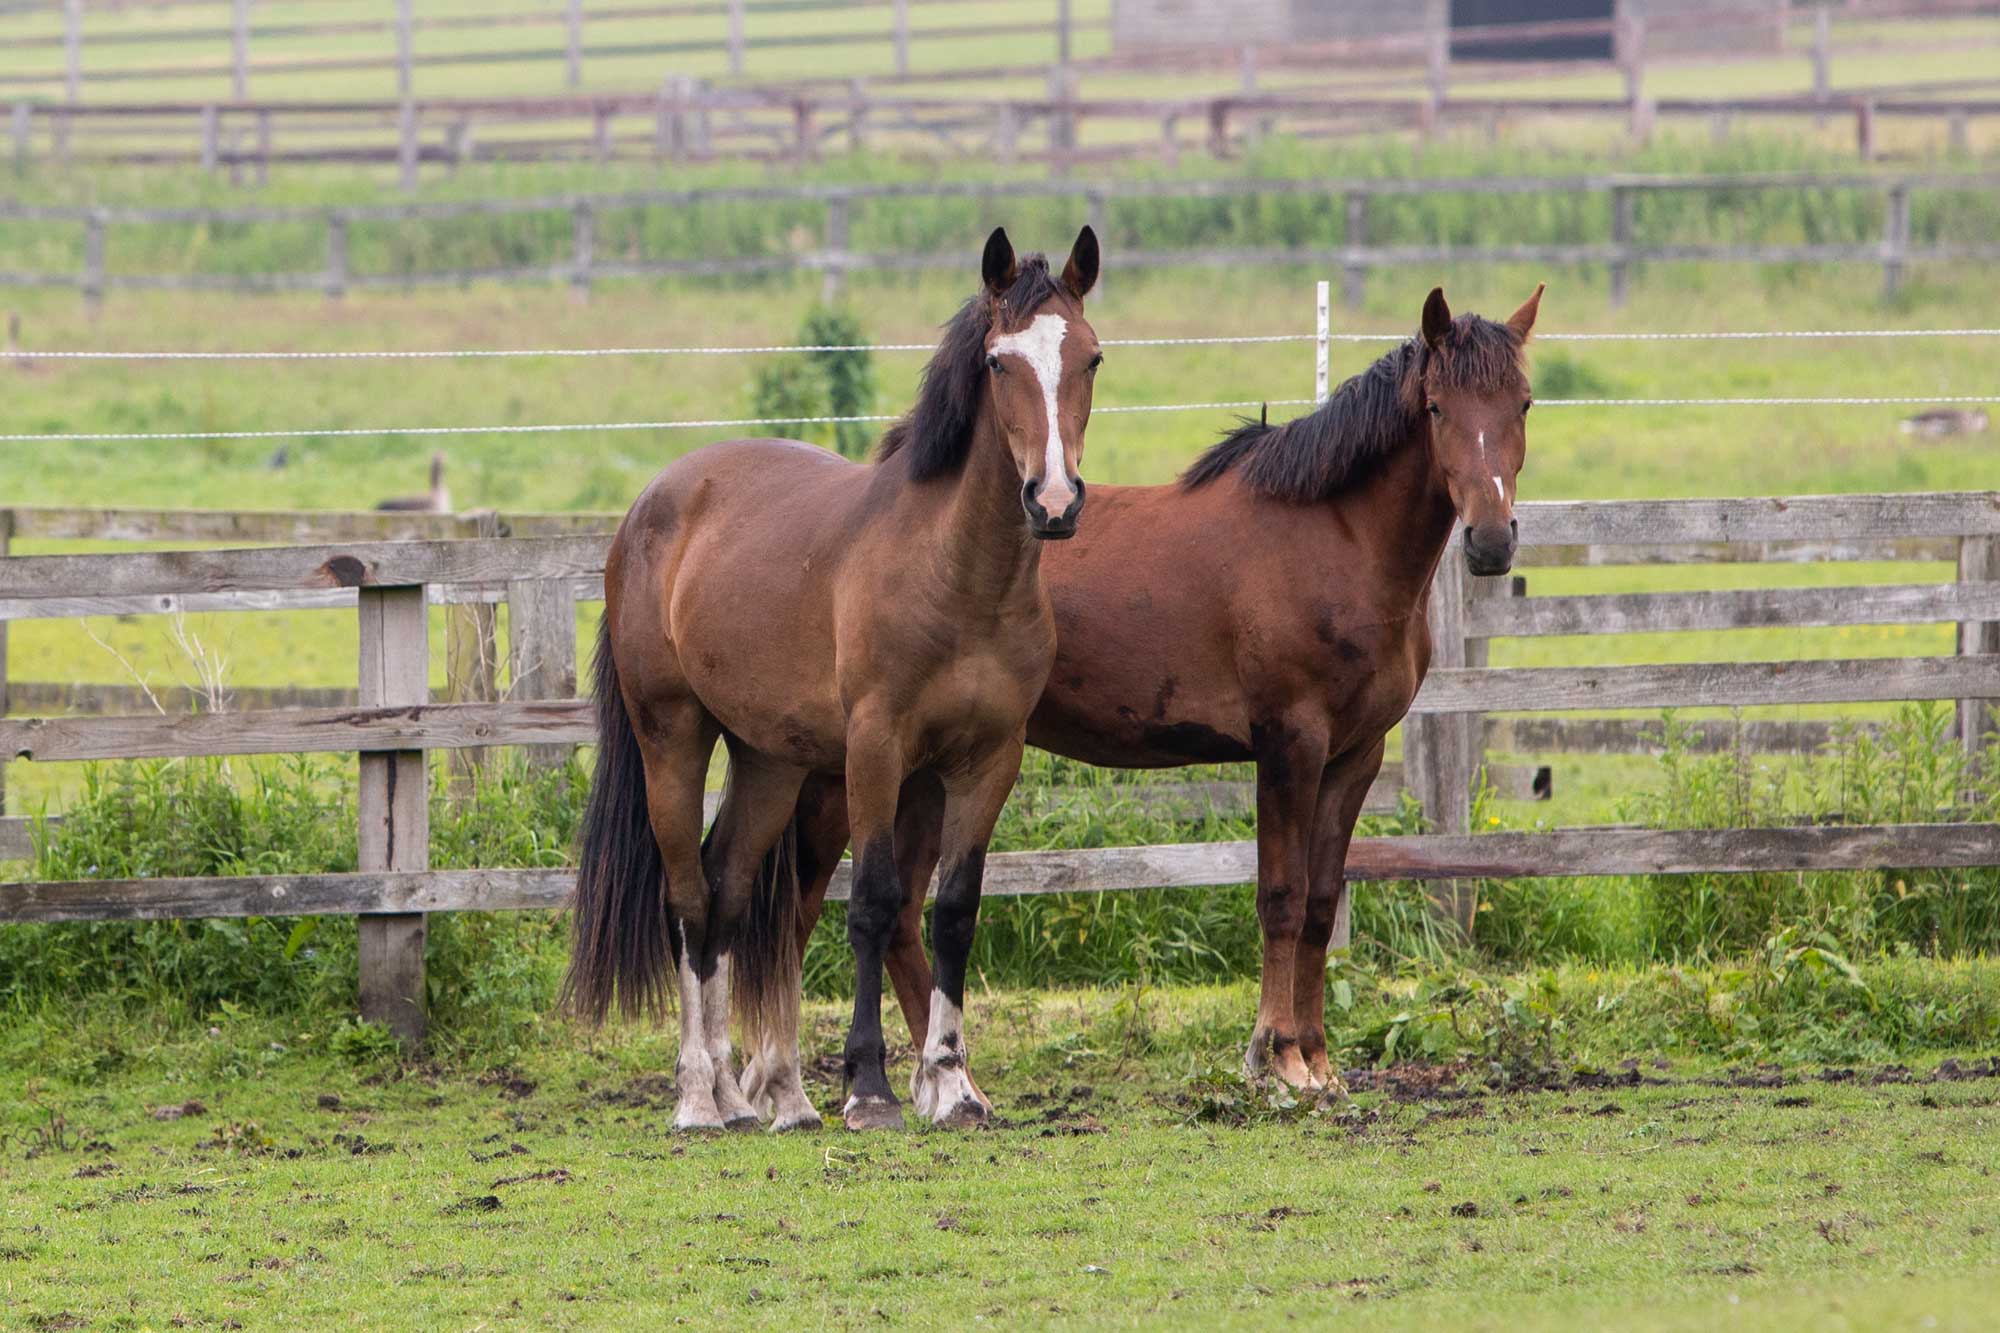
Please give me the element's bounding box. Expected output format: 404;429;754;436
1317;617;1429;738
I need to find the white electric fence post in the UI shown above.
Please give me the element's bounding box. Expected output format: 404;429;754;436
1315;279;1331;404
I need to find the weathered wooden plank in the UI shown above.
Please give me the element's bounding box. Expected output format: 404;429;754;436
1516;537;1960;567
1962;535;2000;756
9;504;482;543
0;699;596;762
0;580;599;625
1413;655;2000;714
6;823;1996;922
0;815;49;861
508;578;580;769
1515;493;2000;547
0;535;607;600
1484;715;1851;757
8;680;359;716
1467;581;2000;638
356;587;428;1048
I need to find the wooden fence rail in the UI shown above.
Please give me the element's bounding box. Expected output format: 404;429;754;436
2;490;1997;1047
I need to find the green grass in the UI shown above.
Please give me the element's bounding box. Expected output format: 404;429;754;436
2;973;1998;1329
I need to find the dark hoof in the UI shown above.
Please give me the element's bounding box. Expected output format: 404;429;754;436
843;1095;905;1132
936;1098;991;1129
723;1112;762;1133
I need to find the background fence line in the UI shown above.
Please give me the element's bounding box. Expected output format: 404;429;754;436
9;169;1997;310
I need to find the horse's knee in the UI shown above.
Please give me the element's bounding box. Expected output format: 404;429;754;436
1256;881;1306;940
845;838;901;949
1299;885;1341;953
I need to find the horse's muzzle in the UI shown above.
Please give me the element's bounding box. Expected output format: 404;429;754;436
1024;476;1085;540
1463;518;1518;576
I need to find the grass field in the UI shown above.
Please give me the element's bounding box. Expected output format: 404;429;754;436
3;972;1998;1330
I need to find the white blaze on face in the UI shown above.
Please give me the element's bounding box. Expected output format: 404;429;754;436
1476;429;1505;502
990;312;1074;512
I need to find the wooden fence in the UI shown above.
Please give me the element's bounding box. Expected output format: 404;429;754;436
2;490;1997;1043
7;168;1998;310
4;0;1995;186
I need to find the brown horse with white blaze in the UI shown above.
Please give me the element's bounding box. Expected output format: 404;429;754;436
563;226;1102;1131
782;283;1542;1093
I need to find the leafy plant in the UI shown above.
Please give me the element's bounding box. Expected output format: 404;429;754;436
747;304;876;457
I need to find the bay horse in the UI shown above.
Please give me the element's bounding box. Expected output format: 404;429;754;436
767;283;1542;1098
564;227;1103;1132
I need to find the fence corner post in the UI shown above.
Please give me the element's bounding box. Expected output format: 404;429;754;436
507;577;580;771
1406;542;1477;942
1959;534;1999;772
357;583;431;1049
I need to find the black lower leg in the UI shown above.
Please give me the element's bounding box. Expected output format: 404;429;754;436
844;836;899;1102
929;848;985;1015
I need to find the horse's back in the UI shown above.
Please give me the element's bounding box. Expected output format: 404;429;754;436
606;438;873;769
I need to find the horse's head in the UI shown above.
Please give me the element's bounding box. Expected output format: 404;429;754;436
979;226;1101;539
1416;283;1542;576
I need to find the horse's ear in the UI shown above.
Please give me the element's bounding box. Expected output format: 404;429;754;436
982;227;1018;295
1508;282;1546;339
1062;224;1100;300
1421;287;1452;348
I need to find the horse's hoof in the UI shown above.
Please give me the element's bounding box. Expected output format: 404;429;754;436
723;1112;762;1133
935;1097;991;1129
770;1108;824;1133
843;1096;905;1131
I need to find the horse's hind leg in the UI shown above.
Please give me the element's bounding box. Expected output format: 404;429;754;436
1294;741;1383;1095
631;701;729;1131
911;738;1022;1128
712;740;812;1128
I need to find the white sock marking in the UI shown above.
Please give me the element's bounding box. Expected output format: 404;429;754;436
990;312;1072;512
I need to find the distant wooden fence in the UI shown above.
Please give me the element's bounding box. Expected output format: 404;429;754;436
7;168;1997;310
2;490;1996;1042
5;0;1996;187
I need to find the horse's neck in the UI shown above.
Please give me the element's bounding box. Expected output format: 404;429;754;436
1343;421;1459;612
928;417;1041;605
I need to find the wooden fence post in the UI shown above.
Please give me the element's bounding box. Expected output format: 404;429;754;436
1424;0;1449;130
81;210;105;315
1406;546;1477;940
1621;15;1650;143
1960;535;1999;767
9;103;29;174
396;0;417;192
200;106;220;173
892;0;910;77
356;584;429;1048
1341;191;1366;311
1047;66;1077;175
60;0;80;163
846;77;868;153
0;509;10;816
565;0;584;89
821;193;849;304
445;511;500;797
231;0;250;102
727;0;746;76
570;200;594;302
1882;181;1910;302
324;212;348;301
255;109;272;186
1811;5;1831;106
507;579;580;770
1609;183;1634;309
1856;99;1876;163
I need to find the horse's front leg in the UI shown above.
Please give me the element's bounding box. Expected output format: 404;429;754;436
1245;716;1330;1091
839;719;913;1131
910;737;1023;1128
1295;739;1385;1095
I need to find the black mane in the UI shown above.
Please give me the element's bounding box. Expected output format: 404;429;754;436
876;255;1066;480
1181;313;1525;503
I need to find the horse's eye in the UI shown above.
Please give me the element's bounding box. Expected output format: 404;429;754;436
1523;400;1533;416
1426;402;1442;417
1087;352;1104;371
985;354;1002;373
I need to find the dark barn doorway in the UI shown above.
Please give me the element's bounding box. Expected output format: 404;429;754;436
1452;0;1615;61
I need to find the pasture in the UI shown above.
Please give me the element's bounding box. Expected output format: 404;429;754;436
5;70;2000;1322
5;973;2000;1328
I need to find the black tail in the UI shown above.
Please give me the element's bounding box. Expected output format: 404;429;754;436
731;811;801;1058
561;620;677;1023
